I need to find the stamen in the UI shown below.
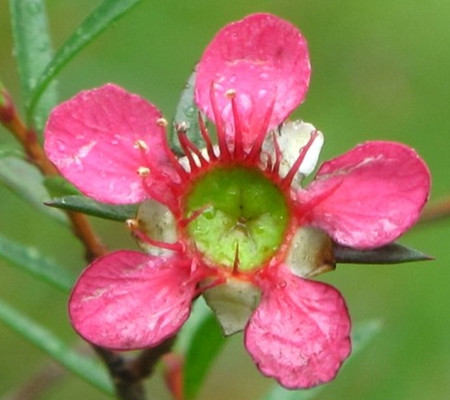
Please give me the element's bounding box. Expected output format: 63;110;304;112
156;117;168;127
246;89;277;162
271;132;282;175
209;82;231;161
281;130;320;190
265;154;273;171
177;127;209;168
134;139;148;151
198;113;217;161
137;166;150;177
125;218;139;230
228;90;244;160
128;221;183;252
179;204;213;228
178;132;199;173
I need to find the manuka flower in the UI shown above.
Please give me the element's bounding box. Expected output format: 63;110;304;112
44;14;430;389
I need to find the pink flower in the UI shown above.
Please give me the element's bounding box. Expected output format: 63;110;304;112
44;14;430;389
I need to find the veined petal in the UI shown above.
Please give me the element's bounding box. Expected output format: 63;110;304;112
299;141;431;248
245;265;351;389
195;13;310;144
45;84;177;205
69;250;196;350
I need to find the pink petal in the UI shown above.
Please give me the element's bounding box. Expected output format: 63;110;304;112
69;250;196;350
195;13;310;144
299;141;431;248
245;265;351;389
44;84;178;205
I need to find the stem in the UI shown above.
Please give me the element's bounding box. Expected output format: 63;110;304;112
1;361;64;400
419;198;450;224
129;336;177;379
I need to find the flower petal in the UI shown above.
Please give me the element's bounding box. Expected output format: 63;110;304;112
195;13;310;143
299;141;430;248
45;84;177;205
245;265;351;389
69;250;196;350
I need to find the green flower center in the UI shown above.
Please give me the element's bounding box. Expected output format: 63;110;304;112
184;166;290;271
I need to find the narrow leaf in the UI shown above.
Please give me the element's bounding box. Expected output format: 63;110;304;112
0;298;114;395
0;156;67;224
27;0;142;121
9;0;58;131
44;175;80;198
170;69;203;155
46;195;137;222
0;234;75;292
176;299;226;400
335;242;433;264
261;320;382;400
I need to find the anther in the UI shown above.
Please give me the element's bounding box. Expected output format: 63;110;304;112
134;139;148;151
125;218;139;230
137;166;150;177
156;117;168;127
176;121;189;134
225;89;236;98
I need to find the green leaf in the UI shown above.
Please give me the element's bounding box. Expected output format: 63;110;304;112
176;299;226;400
0;298;114;395
334;242;433;264
27;0;142;122
46;195;137;222
44;175;81;198
0;234;75;292
0;156;67;224
169;69;203;155
9;0;58;131
260;320;382;400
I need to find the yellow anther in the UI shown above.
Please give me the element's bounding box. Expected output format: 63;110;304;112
125;218;139;230
134;139;148;151
156;117;168;127
176;121;188;134
137;166;150;177
225;89;236;98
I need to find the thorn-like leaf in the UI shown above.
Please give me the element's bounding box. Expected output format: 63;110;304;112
46;195;137;222
334;242;433;264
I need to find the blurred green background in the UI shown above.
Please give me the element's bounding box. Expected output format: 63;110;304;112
0;1;449;399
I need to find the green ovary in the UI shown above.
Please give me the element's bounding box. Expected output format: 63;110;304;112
184;166;290;271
